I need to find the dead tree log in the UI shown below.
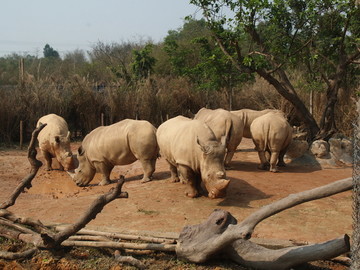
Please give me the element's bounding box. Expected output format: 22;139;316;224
0;123;46;209
226;235;349;270
176;177;352;269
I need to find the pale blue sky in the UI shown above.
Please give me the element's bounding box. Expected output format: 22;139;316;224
0;0;201;57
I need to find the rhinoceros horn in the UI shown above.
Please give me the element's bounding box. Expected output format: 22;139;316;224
215;179;230;190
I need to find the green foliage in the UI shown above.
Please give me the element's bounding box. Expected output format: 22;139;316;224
43;44;60;58
131;44;156;79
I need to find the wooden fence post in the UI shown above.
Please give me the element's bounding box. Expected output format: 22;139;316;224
101;113;104;126
19;120;23;150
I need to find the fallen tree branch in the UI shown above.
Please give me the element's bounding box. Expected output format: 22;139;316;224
43;176;128;248
0;248;38;260
56;227;177;244
176;177;353;264
114;250;146;269
0;123;46;209
226;235;350;270
61;240;176;252
0;209;52;235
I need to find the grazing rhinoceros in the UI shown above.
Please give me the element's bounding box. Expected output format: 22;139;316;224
194;108;244;167
231;109;281;138
250;111;292;172
72;119;159;186
37;114;75;171
156;116;230;199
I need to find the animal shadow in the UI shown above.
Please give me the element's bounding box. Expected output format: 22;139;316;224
218;176;271;208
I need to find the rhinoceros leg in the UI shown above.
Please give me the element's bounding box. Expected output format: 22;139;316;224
269;151;280;172
178;165;200;198
277;148;288;167
139;158;156;183
224;150;235;169
257;150;269;170
42;150;53;171
168;162;180;183
94;162;113;186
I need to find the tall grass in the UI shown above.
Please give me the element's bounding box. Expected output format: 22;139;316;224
0;73;355;144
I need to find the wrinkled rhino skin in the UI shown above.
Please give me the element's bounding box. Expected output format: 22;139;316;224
194;108;244;167
250;111;292;172
37;114;74;171
156;116;230;199
73;119;159;186
231;109;281;138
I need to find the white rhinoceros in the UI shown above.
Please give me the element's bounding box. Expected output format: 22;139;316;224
194;107;244;167
250;111;292;172
231;108;281;138
37;114;74;171
72;119;159;186
157;116;230;199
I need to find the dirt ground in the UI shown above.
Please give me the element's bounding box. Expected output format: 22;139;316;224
0;138;353;268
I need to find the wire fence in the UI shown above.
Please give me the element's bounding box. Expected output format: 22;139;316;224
351;100;360;269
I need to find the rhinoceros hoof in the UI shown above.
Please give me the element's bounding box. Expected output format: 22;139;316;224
141;178;152;183
99;179;111;186
258;164;268;170
186;191;199;198
270;168;279;173
169;177;180;183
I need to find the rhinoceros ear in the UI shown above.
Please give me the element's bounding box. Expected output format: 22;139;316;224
78;146;85;156
197;137;212;154
55;136;61;144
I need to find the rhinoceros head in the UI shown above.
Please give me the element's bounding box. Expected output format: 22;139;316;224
72;146;96;186
197;137;230;199
54;131;75;171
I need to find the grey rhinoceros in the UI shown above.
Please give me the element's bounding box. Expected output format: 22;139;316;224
250;111;292;172
37;114;75;171
156;116;230;199
194;108;244;167
72;119;159;186
231;108;281;138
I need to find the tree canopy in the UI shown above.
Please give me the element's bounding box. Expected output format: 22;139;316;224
190;0;360;139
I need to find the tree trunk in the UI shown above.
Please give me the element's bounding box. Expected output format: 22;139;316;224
257;68;320;139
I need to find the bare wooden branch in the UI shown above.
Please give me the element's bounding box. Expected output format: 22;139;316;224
0;123;46;209
0;248;37;260
0;209;52;235
226;235;350;270
68;235;111;242
114;250;146;269
45;176;128;247
176;177;352;263
56;227;177;244
61;240;176;252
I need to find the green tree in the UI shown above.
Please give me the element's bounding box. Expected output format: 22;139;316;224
43;44;60;58
163;18;247;108
131;44;156;79
190;0;360;140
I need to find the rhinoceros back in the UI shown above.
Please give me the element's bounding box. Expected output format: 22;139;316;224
157;116;217;171
36;114;70;154
195;108;244;150
250;111;292;152
82;119;158;166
